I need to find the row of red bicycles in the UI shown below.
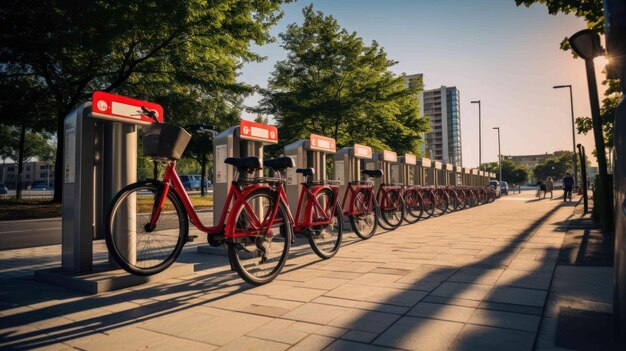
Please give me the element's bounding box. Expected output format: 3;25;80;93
104;114;497;286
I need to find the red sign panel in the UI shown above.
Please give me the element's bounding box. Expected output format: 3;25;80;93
383;150;397;162
309;134;336;153
239;120;278;144
403;154;416;165
91;91;164;125
353;144;372;159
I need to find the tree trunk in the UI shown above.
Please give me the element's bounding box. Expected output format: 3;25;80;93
52;111;65;203
16;122;26;200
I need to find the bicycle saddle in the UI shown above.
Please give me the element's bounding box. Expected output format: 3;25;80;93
224;157;262;171
361;169;383;178
296;168;315;177
263;157;295;171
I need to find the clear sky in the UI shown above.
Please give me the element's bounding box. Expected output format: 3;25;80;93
239;0;608;168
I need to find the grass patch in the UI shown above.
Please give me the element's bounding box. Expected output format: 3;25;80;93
0;195;213;221
0;199;62;221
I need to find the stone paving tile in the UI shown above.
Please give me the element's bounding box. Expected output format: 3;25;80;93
450;324;535;351
407;302;476;323
341;330;379;343
147;335;218;351
176;311;273;346
467;308;541;332
289;334;336;351
324;283;383;301
430;282;493;301
327;339;399;351
216;336;289;351
495;268;553;290
484;286;548;307
363;287;428;307
281;303;350;325
374;316;465;351
327;309;400;333
246;319;308;344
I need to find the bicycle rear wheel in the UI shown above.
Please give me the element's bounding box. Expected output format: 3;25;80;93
307;188;343;259
349;188;379;240
379;188;405;230
421;190;435;218
227;188;291;286
434;189;448;216
403;189;423;224
105;181;188;276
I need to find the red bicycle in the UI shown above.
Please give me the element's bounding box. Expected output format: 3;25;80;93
106;116;292;285
263;159;343;259
341;169;382;240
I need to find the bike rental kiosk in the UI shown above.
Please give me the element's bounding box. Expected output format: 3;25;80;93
445;163;454;186
334;143;373;202
284;134;336;215
416;158;432;185
453;165;463;186
396;154;417;186
35;91;195;294
462;167;471;186
471;169;480;186
365;150;399;188
432;161;443;186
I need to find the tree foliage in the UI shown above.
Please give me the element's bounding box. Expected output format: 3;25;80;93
480;160;529;185
532;151;575;181
515;0;622;156
254;5;429;154
1;0;290;201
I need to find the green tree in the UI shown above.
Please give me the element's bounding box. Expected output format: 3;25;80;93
1;0;290;202
254;5;429;154
480;160;529;185
532;151;575;181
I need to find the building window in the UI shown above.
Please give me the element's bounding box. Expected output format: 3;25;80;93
40;173;47;178
8;167;14;172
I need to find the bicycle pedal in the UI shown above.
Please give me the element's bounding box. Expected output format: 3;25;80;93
187;235;198;242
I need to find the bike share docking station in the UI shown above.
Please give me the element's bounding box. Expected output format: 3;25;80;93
415;158;432;185
284;134;336;215
35;92;194;294
452;165;463;186
461;167;472;186
364;150;399;187
334;143;374;200
197;120;278;255
431;161;443;186
395;154;417;186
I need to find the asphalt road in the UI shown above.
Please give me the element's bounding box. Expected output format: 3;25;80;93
0;217;62;250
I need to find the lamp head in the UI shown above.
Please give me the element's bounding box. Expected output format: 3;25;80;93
470;100;480;104
553;85;571;89
569;29;604;60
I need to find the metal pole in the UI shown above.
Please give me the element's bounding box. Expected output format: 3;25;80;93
577;144;588;213
568;86;579;188
479;102;482;168
584;58;612;230
494;127;502;182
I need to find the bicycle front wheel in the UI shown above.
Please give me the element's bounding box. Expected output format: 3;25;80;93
307;188;343;259
227;188;292;286
105;181;188;276
403;189;423;224
349;188;379;240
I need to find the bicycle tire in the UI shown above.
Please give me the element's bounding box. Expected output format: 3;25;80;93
227;188;292;286
105;181;188;276
379;188;405;230
403;189;422;224
349;188;379;240
421;190;435;218
307;188;343;259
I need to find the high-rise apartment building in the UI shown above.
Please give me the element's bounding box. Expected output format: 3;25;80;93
404;74;462;166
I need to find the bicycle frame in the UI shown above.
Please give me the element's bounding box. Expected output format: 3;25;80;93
341;181;376;216
151;162;283;240
377;184;403;211
292;183;340;232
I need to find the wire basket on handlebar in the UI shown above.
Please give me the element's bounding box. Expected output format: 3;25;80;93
141;123;191;161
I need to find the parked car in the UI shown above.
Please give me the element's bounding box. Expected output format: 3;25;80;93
180;175;201;191
489;180;501;197
31;184;53;191
500;181;509;195
0;183;7;195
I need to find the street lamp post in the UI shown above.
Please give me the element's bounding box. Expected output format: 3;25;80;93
471;100;481;167
493;127;502;182
553;84;579;187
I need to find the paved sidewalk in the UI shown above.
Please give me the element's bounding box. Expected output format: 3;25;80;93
0;191;583;350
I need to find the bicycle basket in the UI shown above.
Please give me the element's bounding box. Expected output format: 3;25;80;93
141;123;191;161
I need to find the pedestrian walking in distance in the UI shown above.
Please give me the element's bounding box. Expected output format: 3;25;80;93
562;172;574;202
545;177;554;200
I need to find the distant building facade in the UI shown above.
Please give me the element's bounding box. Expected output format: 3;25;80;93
0;161;55;189
404;74;462;166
